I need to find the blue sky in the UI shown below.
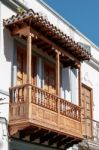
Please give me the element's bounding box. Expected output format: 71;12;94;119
43;0;99;46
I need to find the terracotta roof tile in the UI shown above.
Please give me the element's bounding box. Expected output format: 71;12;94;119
4;9;91;61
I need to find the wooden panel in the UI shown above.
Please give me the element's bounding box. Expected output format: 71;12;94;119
9;84;82;139
10;102;27;121
32;56;37;85
17;48;37;86
81;84;92;138
44;63;56;94
44;64;49;91
17;48;26;85
31;104;82;137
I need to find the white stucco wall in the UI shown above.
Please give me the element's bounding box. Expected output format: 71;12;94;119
0;3;15;93
0;1;99;150
0;3;15;150
0;117;8;150
81;62;99;121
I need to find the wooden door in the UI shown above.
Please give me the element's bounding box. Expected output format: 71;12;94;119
44;63;56;94
81;84;93;138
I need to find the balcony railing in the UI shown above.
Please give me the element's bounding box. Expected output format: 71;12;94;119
83;118;99;142
9;84;81;122
9;84;82;140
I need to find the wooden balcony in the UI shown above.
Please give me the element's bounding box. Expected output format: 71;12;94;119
9;84;83;149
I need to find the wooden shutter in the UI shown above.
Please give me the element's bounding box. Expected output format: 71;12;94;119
17;48;26;85
17;49;23;85
81;84;93;138
44;64;49;91
16;49;26;102
44;63;55;94
49;67;56;94
32;56;37;86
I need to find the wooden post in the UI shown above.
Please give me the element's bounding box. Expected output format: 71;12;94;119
78;66;81;106
56;51;60;96
56;50;60;127
78;66;82;122
27;33;32;84
27;33;32;119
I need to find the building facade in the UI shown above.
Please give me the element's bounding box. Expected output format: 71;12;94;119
0;0;99;150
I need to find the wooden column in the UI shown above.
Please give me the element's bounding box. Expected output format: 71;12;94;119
27;33;32;119
56;51;60;96
56;51;60;127
27;33;32;84
78;66;81;106
78;66;82;122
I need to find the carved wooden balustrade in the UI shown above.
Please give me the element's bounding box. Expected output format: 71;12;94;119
9;84;82;139
32;85;58;112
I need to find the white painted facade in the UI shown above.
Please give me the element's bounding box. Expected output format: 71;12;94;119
0;0;99;150
0;117;8;150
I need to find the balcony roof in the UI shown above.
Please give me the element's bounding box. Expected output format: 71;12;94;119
4;9;91;63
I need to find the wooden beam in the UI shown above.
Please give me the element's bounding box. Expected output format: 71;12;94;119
40;132;56;143
11;25;80;65
64;139;81;149
49;135;64;145
57;137;73;147
19;126;38;139
12;26;30;37
30;27;80;63
30;129;46;141
41;45;52;50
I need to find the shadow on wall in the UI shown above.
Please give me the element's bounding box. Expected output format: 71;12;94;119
3;28;14;62
3;28;14;86
10;140;56;150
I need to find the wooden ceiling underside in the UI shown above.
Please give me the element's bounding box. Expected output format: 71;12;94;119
4;9;91;68
12;125;82;150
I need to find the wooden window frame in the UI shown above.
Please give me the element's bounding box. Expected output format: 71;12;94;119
81;83;93;120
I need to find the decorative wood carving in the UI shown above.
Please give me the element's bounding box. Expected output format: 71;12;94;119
9;84;82;139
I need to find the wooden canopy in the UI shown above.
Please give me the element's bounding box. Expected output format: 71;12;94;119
4;9;91;68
